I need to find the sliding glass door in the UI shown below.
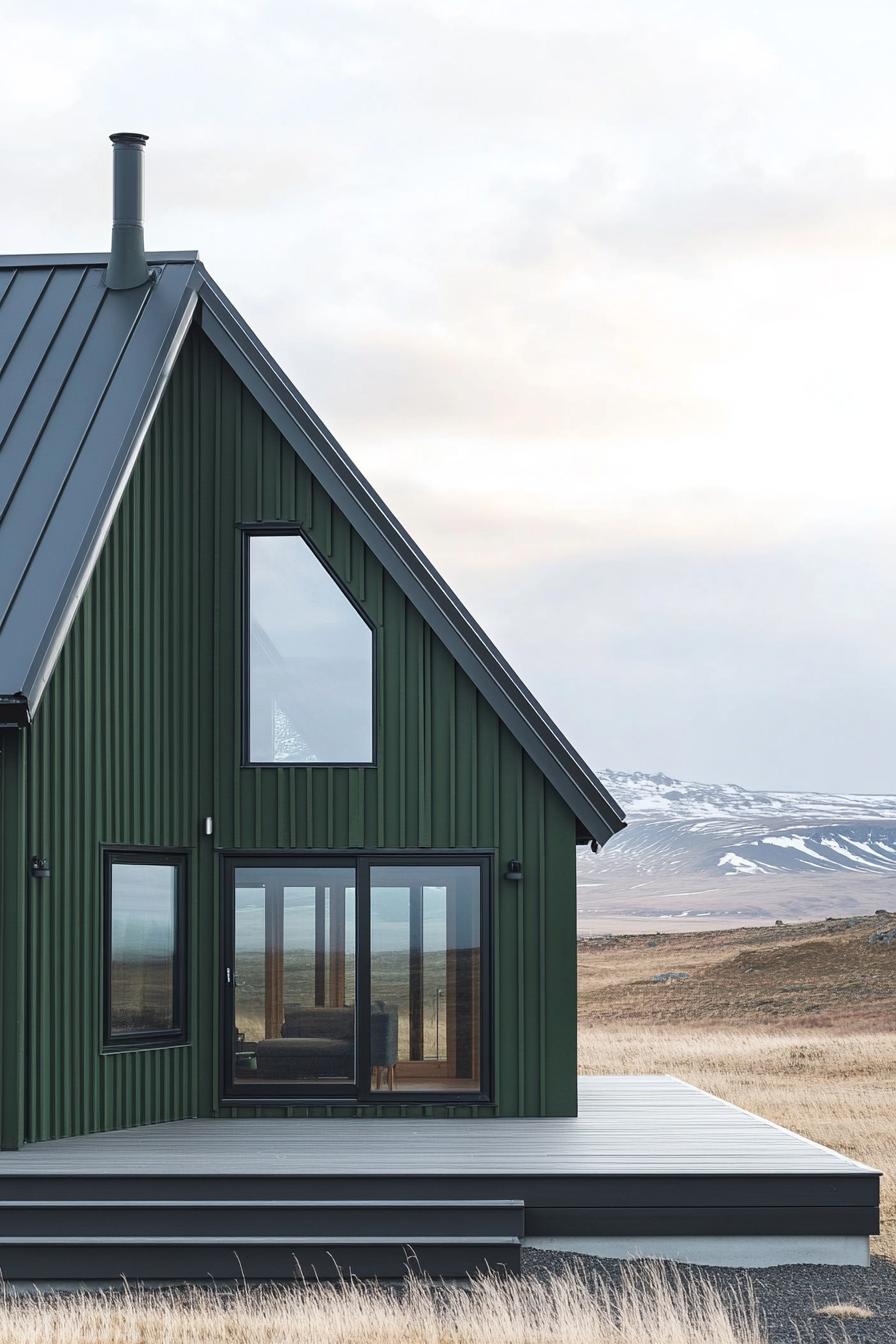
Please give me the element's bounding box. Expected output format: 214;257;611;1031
222;855;489;1102
368;865;482;1094
228;865;357;1097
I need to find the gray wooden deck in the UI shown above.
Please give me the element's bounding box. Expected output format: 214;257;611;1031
0;1077;876;1177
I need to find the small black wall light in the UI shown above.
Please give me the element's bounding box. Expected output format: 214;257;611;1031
505;858;523;882
30;856;51;881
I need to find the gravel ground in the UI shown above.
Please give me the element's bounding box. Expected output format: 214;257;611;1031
521;1248;896;1344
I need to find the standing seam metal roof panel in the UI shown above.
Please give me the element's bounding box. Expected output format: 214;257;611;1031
0;253;623;842
0;259;200;716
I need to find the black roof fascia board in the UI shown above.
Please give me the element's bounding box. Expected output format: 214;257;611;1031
196;267;625;844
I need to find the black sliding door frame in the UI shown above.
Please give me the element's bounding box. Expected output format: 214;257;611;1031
220;851;493;1107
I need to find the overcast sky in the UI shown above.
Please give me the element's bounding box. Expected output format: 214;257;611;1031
3;1;895;793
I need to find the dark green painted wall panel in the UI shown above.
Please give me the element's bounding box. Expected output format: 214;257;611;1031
0;728;27;1149
22;326;578;1141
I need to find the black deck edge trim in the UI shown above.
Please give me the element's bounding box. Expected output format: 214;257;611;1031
0;1172;879;1207
525;1206;879;1236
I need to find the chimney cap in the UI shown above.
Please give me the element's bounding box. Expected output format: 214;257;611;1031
110;131;149;146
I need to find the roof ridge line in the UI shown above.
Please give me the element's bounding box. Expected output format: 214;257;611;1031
0;251;200;268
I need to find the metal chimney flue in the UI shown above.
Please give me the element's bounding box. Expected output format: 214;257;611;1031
105;132;151;290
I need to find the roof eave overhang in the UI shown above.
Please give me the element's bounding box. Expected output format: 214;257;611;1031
0;695;30;728
576;817;626;847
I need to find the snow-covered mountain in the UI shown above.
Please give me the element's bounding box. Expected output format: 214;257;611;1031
578;770;896;930
599;769;896;824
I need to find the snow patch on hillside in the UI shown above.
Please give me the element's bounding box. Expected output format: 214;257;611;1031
579;769;896;917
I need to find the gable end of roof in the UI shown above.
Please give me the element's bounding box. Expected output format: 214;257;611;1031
195;266;625;844
0;253;625;844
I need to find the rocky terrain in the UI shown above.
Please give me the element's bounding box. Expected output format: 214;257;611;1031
578;910;896;1030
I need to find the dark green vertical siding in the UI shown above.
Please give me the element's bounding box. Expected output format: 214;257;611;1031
22;326;578;1141
0;728;27;1149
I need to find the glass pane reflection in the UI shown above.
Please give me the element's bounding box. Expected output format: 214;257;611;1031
108;862;179;1038
369;865;481;1094
248;534;373;763
232;867;356;1086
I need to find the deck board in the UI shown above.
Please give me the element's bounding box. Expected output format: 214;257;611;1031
0;1078;876;1178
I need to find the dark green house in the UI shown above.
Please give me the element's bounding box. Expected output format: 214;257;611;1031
0;139;878;1283
0;133;625;1153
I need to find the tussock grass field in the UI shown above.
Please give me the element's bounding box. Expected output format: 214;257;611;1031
0;1265;762;1344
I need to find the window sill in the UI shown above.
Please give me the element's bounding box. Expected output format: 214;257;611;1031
101;1038;191;1056
240;761;377;770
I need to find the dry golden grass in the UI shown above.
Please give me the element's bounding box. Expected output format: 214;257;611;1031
814;1302;876;1319
0;1265;763;1344
578;1025;896;1259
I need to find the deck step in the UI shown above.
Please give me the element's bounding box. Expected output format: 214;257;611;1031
0;1235;521;1281
0;1199;524;1239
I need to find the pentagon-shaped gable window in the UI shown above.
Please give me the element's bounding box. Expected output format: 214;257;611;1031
247;533;374;765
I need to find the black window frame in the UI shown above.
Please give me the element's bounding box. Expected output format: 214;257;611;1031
241;524;378;769
220;850;493;1107
102;847;189;1053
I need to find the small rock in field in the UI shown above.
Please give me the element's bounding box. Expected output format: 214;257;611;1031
868;929;896;946
652;971;688;983
775;919;784;926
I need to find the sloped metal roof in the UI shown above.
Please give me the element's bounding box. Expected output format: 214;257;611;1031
0;253;624;843
0;255;200;718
